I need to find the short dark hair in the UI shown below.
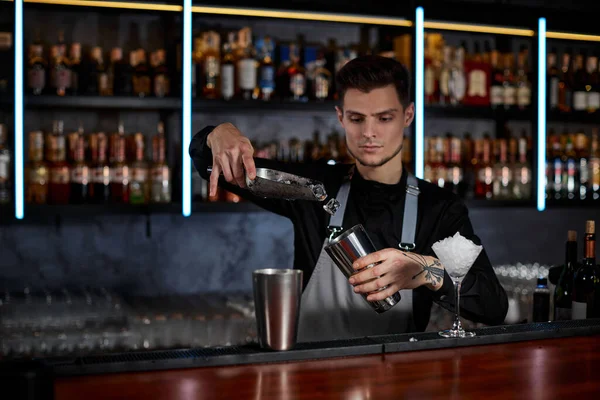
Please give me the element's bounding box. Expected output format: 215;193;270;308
335;55;411;109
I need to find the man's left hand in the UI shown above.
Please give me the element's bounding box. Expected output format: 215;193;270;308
348;249;445;301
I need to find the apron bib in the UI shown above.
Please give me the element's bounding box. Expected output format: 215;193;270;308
297;172;420;342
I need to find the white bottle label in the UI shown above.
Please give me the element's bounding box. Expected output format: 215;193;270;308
572;300;587;319
587;91;600;111
491;86;504;105
237;59;256;90
550;77;559;108
503;86;516;106
221;64;234;99
573;91;587;111
517;85;531;107
467;70;487;97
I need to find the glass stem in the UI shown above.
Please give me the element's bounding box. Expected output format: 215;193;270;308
453;280;462;333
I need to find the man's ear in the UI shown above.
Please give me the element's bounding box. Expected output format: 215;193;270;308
404;103;415;127
335;106;344;126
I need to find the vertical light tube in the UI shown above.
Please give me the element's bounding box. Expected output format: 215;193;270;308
14;0;24;219
537;18;546;212
182;0;192;217
414;6;424;179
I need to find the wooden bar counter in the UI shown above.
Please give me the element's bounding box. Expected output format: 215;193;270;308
55;335;600;400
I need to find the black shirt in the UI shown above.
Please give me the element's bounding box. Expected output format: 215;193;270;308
189;126;509;332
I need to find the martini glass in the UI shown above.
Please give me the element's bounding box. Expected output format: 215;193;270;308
439;273;475;338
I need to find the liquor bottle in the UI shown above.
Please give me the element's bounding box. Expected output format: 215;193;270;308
512;135;531;200
0;124;10;204
310;46;332;101
547;47;560;110
153;49;170;98
133;49;152;97
50;45;71;97
69;43;82;95
474;136;493;199
590;129;600;201
236;27;257;100
554;230;578;320
493;138;512;199
572;220;600;319
463;41;491;106
424;137;435;183
549;131;564;200
27;38;46;95
558;50;573;112
92;132;111;203
129;133;149;205
256;36;276;101
516;45;531;110
575;132;589;201
586;52;600;113
220;32;236;101
462;134;476;199
86;47;101;95
449;41;466;106
199;32;219;99
107;48;122;97
150;122;171;203
423;37;438;105
564;135;578;200
48;120;70;204
69;133;90;204
286;43;307;102
490;48;504;109
438;46;452;106
192;33;205;98
502;53;516;110
435;136;446;188
0;31;11;94
110;125;129;203
96;48;110;96
25;131;48;204
444;135;462;196
572;51;588;112
113;48;133;96
533;277;550;322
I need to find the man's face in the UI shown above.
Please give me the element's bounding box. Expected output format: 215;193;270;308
336;85;414;168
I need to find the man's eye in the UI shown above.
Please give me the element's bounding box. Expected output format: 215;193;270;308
350;118;363;123
380;116;392;122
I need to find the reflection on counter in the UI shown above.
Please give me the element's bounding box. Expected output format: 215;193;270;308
0;263;550;360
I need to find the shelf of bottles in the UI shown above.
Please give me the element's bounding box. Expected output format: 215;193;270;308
421;28;534;204
0;2;13;223
545;39;600;207
11;3;182;220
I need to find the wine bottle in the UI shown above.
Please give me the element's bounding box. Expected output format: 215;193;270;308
572;220;600;319
554;230;577;320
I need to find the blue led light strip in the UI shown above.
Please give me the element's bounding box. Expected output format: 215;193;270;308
537;18;546;212
414;7;424;179
182;0;192;217
14;0;24;219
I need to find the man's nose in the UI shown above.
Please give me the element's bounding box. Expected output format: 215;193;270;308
362;119;377;138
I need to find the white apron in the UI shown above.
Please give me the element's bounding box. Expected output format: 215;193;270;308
297;173;420;342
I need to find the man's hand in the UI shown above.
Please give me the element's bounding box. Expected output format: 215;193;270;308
348;249;445;301
207;122;257;197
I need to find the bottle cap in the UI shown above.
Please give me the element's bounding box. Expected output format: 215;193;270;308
586;220;595;235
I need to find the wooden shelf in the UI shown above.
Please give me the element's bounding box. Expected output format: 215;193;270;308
424;105;534;121
193;98;338;113
24;95;181;111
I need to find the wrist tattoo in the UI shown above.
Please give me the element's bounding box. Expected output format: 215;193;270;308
402;253;445;286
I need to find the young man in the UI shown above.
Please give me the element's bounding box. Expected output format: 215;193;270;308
189;55;508;342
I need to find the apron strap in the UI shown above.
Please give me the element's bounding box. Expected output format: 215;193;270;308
399;173;419;251
327;168;420;250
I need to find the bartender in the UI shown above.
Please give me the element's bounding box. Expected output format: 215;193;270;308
189;55;508;342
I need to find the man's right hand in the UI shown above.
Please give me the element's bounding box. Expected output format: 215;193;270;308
207;123;257;197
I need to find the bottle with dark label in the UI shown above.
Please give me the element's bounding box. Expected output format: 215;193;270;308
91;132;111;203
69;133;90;204
489;47;504;109
50;44;71;97
0;124;10;204
153;49;170;98
150;122;171;203
220;33;235;101
110;124;130;203
133;49;152;98
533;277;550;322
48;120;70;204
257;36;275;101
572;220;600;319
202;32;220;99
69;43;82;95
113;47;132;96
27;40;46;95
25;131;48;204
554;230;578;320
558;50;573;112
129;133;149;205
547;47;560;110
